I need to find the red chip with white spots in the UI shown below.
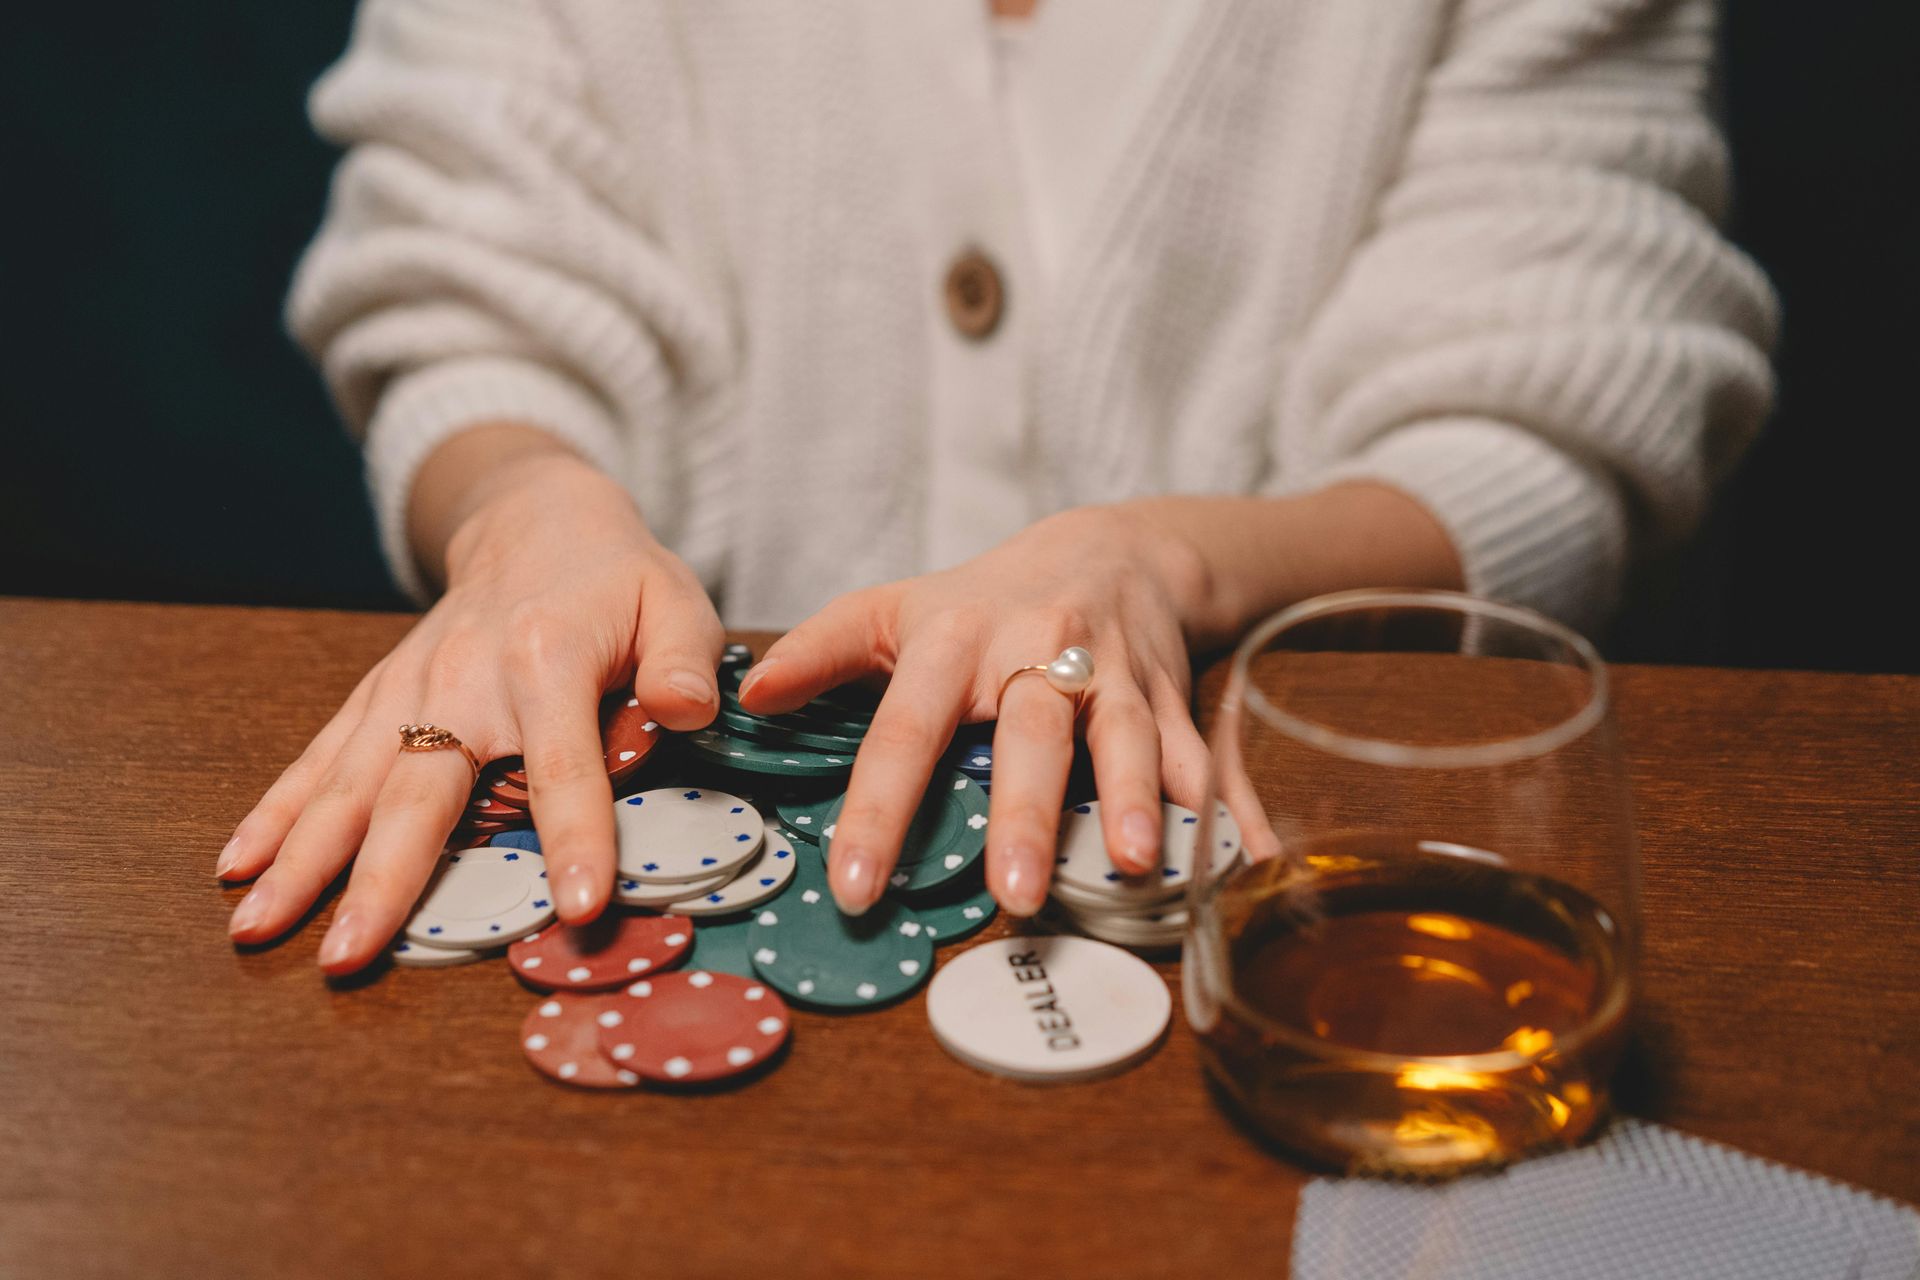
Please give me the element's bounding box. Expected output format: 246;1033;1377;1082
601;694;662;785
597;970;791;1084
508;913;693;991
520;993;641;1089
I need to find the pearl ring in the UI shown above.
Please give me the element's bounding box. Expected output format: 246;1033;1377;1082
998;646;1095;714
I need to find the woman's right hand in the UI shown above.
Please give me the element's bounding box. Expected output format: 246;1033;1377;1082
217;433;724;976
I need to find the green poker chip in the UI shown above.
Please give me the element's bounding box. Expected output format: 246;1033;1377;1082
901;874;998;946
773;788;845;845
717;704;868;754
747;853;933;1009
682;725;856;778
819;768;989;895
685;911;761;978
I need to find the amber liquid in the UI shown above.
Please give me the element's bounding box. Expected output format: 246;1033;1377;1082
1193;837;1631;1175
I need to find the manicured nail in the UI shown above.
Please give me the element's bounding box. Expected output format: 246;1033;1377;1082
317;909;362;969
214;835;242;879
556;864;599;921
666;669;715;704
1120;810;1160;873
832;849;884;915
1000;849;1048;917
228;884;273;938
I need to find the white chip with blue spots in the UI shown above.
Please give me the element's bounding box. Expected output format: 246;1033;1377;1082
389;936;494;968
668;819;798;916
1051;799;1242;906
614;787;764;884
403;845;554;948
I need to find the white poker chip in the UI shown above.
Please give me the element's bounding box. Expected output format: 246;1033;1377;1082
403;846;554;948
614;787;764;884
668;822;799;916
926;935;1172;1082
389;937;496;968
615;865;732;908
1052;800;1241;906
1047;902;1186;951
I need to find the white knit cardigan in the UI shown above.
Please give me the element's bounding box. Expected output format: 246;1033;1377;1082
289;0;1778;633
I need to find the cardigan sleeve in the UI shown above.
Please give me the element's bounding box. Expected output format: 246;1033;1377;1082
285;0;730;601
1273;0;1778;633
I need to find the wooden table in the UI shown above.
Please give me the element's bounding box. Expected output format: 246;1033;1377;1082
1;598;1915;1278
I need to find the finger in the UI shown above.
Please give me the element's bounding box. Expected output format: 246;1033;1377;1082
227;710;404;945
738;589;892;715
631;568;725;731
826;627;973;913
218;662;381;881
511;672;618;926
1154;697;1280;861
316;749;475;973
984;671;1078;916
1083;682;1164;877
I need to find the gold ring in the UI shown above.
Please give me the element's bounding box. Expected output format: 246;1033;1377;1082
398;723;481;785
997;646;1096;715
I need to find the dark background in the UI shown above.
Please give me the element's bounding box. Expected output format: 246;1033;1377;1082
2;6;1913;672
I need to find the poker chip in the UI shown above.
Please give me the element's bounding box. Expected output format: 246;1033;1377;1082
1051;799;1240;905
747;854;934;1009
507;912;693;991
926;935;1172;1082
613;787;763;883
600;694;661;785
404;846;554;948
466;796;525;820
488;829;543;852
685;912;758;977
390;937;494;968
666;823;798;916
454;817;518;834
597;970;792;1084
520;993;641;1089
615;864;732;908
819;769;988;895
773;789;844;845
901;875;998;946
718;705;867;753
1044;900;1188;950
684;726;856;778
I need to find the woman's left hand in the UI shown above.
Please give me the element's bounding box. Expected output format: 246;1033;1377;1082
738;502;1251;916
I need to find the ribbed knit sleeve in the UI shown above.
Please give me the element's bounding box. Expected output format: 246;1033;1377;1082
1275;0;1778;633
286;0;731;601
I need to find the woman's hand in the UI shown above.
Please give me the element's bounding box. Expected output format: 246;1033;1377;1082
738;502;1275;917
218;438;723;975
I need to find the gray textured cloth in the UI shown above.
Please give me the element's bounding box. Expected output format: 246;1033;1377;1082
1293;1119;1919;1280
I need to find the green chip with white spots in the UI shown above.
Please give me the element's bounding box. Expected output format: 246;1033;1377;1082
774;788;845;845
685;911;761;978
901;875;998;946
682;725;856;778
819;768;989;895
747;853;933;1009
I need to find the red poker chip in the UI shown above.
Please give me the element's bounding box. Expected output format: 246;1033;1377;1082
466;795;526;820
454;817;520;835
601;694;661;785
596;970;791;1084
508;913;693;991
488;773;532;807
520;993;641;1089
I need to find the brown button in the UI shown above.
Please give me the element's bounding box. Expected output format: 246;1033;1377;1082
944;249;1005;341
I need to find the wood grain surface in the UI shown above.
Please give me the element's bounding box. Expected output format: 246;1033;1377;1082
1;598;1914;1279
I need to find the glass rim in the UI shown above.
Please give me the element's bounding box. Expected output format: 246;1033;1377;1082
1233;589;1610;769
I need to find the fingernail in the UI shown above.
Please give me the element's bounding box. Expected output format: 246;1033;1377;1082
1001;849;1048;917
666;669;715;705
318;909;362;969
214;835;242;879
556;864;599;922
228;884;273;938
1121;810;1160;872
832;849;884;915
739;660;777;699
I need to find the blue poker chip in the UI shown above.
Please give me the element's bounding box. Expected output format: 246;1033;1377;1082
488;829;543;852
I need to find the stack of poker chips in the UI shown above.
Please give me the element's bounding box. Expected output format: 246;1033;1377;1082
1041;799;1243;950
